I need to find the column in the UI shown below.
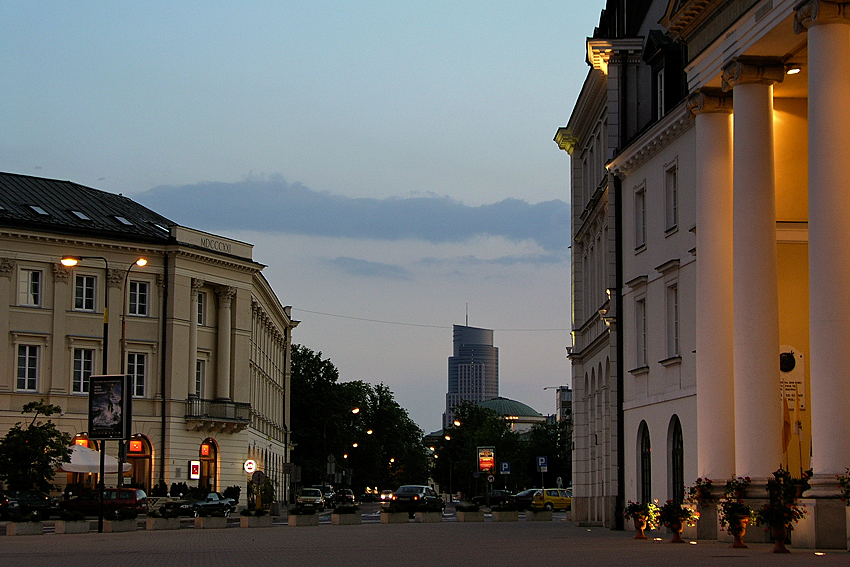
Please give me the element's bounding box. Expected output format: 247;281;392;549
188;279;203;398
722;59;785;478
687;90;736;481
796;0;850;478
216;286;235;401
50;262;71;394
0;259;13;392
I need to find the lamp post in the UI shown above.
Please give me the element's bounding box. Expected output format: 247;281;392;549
61;255;110;533
118;258;147;487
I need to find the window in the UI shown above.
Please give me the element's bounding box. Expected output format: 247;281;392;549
127;353;146;397
656;69;665;119
634;184;646;250
73;348;94;393
195;359;205;398
666;283;680;357
665;164;678;231
640;423;652;504
19;269;42;307
636;297;647;367
128;281;149;316
17;345;39;391
670;417;684;503
75;275;96;311
197;292;206;326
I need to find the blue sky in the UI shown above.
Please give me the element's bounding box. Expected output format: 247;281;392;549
1;1;604;431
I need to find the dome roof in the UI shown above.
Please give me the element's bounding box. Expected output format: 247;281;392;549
479;396;542;418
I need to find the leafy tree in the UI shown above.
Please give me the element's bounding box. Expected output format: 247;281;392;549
521;419;572;489
0;400;72;491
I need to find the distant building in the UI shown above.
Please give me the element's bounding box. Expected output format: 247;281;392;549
0;172;297;501
478;396;545;434
442;325;498;428
551;386;572;424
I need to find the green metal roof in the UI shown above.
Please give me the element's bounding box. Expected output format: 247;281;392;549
479;397;542;418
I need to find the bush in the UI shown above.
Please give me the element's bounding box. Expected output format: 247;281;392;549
454;501;479;513
289;506;316;516
58;509;85;522
333;504;359;515
489;502;516;512
115;508;139;521
223;485;241;506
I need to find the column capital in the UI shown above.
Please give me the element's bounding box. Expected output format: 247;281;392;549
0;258;13;279
687;88;733;115
53;262;70;282
721;59;785;92
217;286;236;303
794;0;850;34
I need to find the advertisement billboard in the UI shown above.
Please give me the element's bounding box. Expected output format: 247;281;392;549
478;446;495;473
88;374;132;440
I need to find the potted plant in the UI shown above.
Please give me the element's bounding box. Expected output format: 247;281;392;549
6;510;45;536
754;467;808;553
414;500;443;523
146;508;181;530
380;502;408;524
331;504;361;525
194;508;228;529
240;507;274;528
658;500;699;543
104;508;139;533
687;478;715;505
455;501;484;522
623;501;659;539
718;498;754;548
288;506;319;527
55;509;89;534
525;502;553;522
489;501;519;522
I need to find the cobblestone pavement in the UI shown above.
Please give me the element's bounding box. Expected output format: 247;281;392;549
1;516;846;567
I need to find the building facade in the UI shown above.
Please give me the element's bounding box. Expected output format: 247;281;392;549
0;173;297;502
557;0;848;548
443;325;499;429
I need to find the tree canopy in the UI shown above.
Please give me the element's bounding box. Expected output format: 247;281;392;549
0;400;72;492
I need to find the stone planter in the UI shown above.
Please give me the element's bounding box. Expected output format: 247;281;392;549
456;510;484;522
331;512;362;525
380;511;409;524
240;515;274;528
146;516;180;530
414;511;442;523
104;519;137;533
6;521;44;536
525;509;553;522
491;510;519;522
288;514;319;527
55;520;90;534
194;516;227;529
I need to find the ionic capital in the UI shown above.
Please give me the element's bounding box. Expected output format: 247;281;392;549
687;89;733;115
794;0;850;34
721;59;785;92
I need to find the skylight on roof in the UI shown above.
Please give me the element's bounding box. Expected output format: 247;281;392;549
71;210;91;220
115;216;133;226
29;205;49;216
152;223;169;232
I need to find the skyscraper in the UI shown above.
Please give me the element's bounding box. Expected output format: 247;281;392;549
443;325;498;428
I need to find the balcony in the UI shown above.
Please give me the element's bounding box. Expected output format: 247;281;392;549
185;398;251;434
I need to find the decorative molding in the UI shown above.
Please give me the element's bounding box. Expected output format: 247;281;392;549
107;268;123;289
217;286;236;304
721;59;785;91
608;104;693;177
0;258;13;278
656;258;681;275
794;0;850;34
53;262;71;282
687;88;733;115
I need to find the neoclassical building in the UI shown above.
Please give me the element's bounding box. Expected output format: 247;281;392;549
0;172;297;502
556;0;848;548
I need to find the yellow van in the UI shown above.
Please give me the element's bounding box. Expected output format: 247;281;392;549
531;488;572;511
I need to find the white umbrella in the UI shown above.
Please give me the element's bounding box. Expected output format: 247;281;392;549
59;444;131;473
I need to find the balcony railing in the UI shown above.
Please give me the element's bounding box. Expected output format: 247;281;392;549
185;398;251;434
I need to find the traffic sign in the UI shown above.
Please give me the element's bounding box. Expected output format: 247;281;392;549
487;475;495;483
500;461;510;475
537;456;548;473
244;459;257;474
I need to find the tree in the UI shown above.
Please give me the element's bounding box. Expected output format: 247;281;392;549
521;420;572;489
0;400;72;492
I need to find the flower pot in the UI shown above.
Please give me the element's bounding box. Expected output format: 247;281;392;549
331;512;361;525
55;520;90;534
380;511;409;524
104;519;137;533
491;510;519;522
6;521;44;536
146;516;180;530
414;511;442;523
770;523;791;554
668;519;685;544
194;516;227;529
525;509;553;522
456;510;484;522
288;513;319;527
632;515;648;539
730;516;749;548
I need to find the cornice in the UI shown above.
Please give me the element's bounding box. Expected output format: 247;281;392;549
586;38;646;74
562;67;608;151
608;104;694;177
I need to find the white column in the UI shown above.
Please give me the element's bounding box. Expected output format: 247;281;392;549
723;60;785;478
688;90;736;480
216;286;235;401
797;2;850;477
188;279;203;397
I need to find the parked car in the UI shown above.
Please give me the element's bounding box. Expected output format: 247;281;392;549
531;488;572;511
513;488;540;511
8;489;54;518
379;489;394;506
471;490;515;507
0;491;21;518
391;485;444;517
335;488;355;505
359;492;379;503
160;490;234;516
59;487;148;516
312;485;335;508
296;488;325;511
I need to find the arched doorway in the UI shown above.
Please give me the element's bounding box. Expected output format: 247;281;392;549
199;438;218;491
638;422;652;503
127;434;153;492
668;416;684;503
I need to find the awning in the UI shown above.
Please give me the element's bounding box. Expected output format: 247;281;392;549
59;444;131;474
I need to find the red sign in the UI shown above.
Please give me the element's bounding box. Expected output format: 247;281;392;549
478;446;495;473
200;443;210;457
129;439;143;453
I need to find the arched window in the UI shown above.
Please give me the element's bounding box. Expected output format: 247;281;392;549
127;434;153;492
639;422;652;503
199;438;218;491
669;416;684;503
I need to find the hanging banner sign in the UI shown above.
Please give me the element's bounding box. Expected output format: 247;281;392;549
88;374;132;440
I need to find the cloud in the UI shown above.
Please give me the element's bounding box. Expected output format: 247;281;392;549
326;257;412;280
135;174;570;252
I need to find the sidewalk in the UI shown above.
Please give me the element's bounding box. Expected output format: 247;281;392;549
0;518;846;567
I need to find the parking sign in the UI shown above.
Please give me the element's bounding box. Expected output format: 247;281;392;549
537;456;548;472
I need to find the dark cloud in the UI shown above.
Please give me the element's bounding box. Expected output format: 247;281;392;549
136;174;570;252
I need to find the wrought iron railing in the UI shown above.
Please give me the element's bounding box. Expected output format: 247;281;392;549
185;398;251;422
